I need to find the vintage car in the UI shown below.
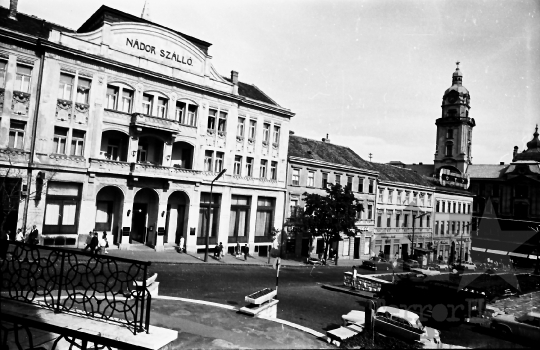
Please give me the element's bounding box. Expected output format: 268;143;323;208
453;262;477;271
430;262;450;271
375;306;441;344
362;257;393;271
410;266;441;276
402;259;420;271
490;311;540;343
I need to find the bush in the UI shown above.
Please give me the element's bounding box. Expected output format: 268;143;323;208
340;331;423;349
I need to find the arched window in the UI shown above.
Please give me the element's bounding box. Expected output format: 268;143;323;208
445;142;453;157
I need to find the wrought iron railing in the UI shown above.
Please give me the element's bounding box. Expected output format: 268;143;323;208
0;241;151;334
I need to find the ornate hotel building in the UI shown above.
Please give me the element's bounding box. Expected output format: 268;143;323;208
0;3;294;253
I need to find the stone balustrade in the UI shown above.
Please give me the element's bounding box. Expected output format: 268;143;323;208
89;158;132;175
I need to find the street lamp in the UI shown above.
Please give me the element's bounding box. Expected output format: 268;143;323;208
411;211;429;261
204;168;227;262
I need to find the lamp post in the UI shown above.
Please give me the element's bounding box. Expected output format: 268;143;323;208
411;211;429;261
204;168;227;262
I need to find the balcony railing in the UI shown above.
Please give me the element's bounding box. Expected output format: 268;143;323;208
131;113;182;133
89;158;131;175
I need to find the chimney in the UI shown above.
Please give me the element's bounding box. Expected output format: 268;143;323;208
513;146;518;161
322;133;330;143
500;162;505;165
289;130;295;135
231;70;238;95
9;0;18;20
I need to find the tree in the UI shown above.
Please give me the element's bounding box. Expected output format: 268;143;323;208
297;183;363;262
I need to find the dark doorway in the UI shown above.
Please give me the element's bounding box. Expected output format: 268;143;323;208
401;244;409;260
259;245;268;257
354;237;361;259
384;245;391;260
301;238;310;257
316;239;324;256
131;203;147;243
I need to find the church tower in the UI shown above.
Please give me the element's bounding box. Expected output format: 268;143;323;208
434;62;476;175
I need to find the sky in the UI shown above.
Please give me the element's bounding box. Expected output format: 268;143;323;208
6;0;540;165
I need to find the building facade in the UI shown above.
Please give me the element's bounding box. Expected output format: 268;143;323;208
285;135;378;260
0;4;294;253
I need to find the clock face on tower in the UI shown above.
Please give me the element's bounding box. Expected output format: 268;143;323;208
447;90;459;104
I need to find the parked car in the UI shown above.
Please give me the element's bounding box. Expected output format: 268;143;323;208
375;306;441;344
403;259;419;271
410;266;441;276
453;262;476;271
430;262;449;271
490;311;540;343
362;257;393;271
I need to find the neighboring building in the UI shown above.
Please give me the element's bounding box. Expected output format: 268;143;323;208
285;134;378;261
369;163;435;262
0;4;294;253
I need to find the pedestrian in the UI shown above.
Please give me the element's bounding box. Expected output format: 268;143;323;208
214;244;220;258
15;228;24;242
236;241;240;257
179;236;185;253
334;251;339;266
244;244;249;261
438;254;443;263
99;232;109;254
90;231;99;255
82;231;93;251
27;225;39;245
218;242;224;260
352;265;358;289
329;248;335;260
378;250;384;259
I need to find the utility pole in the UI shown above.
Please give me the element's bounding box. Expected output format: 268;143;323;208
204;169;227;262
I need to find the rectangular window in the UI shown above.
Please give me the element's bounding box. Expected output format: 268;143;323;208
436;201;440;212
15;65;32;93
388;190;393;204
395;213;400;228
467;204;471;214
447;129;454;139
0;60;6;88
452;221;456;234
442;202;446;213
234;155;242;176
217;111;227;133
270;161;277;180
70;129;85;156
156;97;167;118
403;214;409;228
273;125;280;145
204;150;213;172
137;143;148;163
142;94;153;115
121;89;133;113
377;212;382;227
249;120;256;139
187;105;197;126
369;179;374;194
322;173;328;188
335;174;341;186
427;194;432;207
106;85;118;110
53;127;68;154
8;120;25;149
367;204;373;220
263;123;270;142
343;238;350;256
453;202;456;213
347;176;353;190
106;139;119;161
207;109;217;130
95;201;113;231
246;157;254;177
386;213;391;228
58;73;74;100
435;221;439;235
364;237;371;256
378;188;383;202
426;215;431;228
307;171;315;187
358;178;364;192
260;159;268;178
441;221;445;235
237;117;245;137
175;101;185;122
76;77;91;104
255;197;274;237
229;195;250;238
198;193;221;238
292;169;300;185
419;215;423;228
214;152;224;173
43;182;81;235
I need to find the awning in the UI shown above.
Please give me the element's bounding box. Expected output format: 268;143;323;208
413;247;432;253
486;249;508;255
471;247;486;252
508;252;529;258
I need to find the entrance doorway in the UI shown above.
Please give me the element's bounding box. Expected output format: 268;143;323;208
354;237;361;259
95;186;124;245
165;191;189;245
384;245;391;260
401;244;409;260
131;203;147;243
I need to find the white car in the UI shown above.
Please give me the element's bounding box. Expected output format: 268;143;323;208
410;267;441;276
454;262;477;271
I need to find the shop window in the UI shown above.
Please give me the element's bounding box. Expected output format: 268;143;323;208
246;157;254;177
198;193;221;239
234;155;242;176
53;127;68;154
237;117;245;137
142;94;153;115
106;85;118;110
76;77;91;104
358;178;364;192
255;197;275;238
229;195;250;240
8;120;25;149
70;129;85;156
43;182;81;235
270;161;277;180
260;159;267;178
15;64;32;93
307;171;315;187
58;73;74;100
95;201;113;231
0;60;6;88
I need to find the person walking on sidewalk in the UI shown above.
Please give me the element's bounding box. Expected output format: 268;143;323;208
15;228;24;242
27;225;39;245
236;241;241;257
90;232;99;255
179;236;185;253
244;244;249;261
99;232;109;254
82;231;93;251
214;244;220;258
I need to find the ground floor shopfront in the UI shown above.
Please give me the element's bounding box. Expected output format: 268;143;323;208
14;169;286;253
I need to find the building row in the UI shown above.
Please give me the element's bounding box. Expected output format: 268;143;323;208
0;2;474;263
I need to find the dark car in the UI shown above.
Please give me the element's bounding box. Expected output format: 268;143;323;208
403;259;419;271
362;257;393;271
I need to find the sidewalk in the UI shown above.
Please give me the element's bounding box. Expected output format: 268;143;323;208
105;247;365;267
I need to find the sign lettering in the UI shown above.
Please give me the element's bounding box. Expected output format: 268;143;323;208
126;38;193;66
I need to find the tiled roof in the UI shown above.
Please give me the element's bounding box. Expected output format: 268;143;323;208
288;135;373;171
0;6;74;39
238;82;279;106
404;164;434;177
369;162;433;187
466;164;507;179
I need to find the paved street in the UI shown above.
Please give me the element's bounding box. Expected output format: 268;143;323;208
149;262;535;348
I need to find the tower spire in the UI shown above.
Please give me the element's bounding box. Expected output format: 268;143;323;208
141;0;151;21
